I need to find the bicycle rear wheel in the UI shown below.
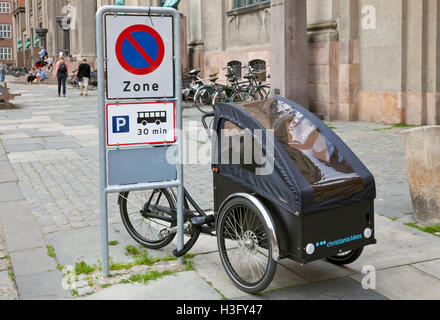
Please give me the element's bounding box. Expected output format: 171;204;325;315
327;248;364;265
119;189;177;249
194;86;214;114
213;89;230;106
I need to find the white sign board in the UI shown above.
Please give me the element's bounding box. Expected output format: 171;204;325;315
106;102;175;146
105;15;174;100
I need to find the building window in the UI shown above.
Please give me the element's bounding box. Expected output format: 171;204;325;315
249;59;266;72
227;60;242;79
0;1;10;13
0;24;11;38
233;0;269;9
0;47;12;60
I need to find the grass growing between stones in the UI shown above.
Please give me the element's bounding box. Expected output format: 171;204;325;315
373;124;419;132
46;246;56;258
378;213;400;222
109;249;178;271
59;248;197;298
405;223;440;237
75;261;98;275
121;270;174;284
125;245;141;257
204;279;228;300
108;241;119;246
119;254;196;285
392;124;418;128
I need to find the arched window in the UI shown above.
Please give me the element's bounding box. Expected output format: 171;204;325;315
227;60;242;79
249;59;266;72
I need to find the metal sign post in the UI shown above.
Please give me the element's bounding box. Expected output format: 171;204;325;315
96;6;184;277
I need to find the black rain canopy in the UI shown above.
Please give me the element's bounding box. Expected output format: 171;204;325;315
213;97;376;215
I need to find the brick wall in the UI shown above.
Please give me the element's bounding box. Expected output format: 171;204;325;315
0;0;14;66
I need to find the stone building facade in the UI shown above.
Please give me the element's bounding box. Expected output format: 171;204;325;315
13;0;440;125
180;0;440;125
15;0;97;68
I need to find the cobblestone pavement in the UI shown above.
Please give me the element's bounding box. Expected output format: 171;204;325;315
0;81;427;300
330;122;413;221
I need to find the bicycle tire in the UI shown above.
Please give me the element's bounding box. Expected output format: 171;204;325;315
256;85;271;100
194;86;214;114
119;189;177;249
217;196;278;294
241;91;258;102
327;248;364;266
212;88;229;106
231;91;251;104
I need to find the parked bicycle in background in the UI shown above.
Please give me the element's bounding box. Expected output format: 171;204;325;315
193;72;223;114
238;65;271;101
206;64;271;113
67;70;80;90
182;69;204;102
212;66;248;106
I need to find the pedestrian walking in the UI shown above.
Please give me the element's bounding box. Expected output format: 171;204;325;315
77;59;91;96
55;56;68;97
0;62;6;82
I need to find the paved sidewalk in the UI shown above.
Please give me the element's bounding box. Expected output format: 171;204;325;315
0;224;18;300
0;81;439;300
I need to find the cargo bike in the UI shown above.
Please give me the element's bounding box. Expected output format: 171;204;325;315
118;97;377;294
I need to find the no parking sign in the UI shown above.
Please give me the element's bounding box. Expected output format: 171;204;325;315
105;15;174;100
97;6;184;278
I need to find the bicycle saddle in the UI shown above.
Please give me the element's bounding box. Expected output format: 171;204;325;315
209;73;219;78
209;77;219;82
227;76;238;82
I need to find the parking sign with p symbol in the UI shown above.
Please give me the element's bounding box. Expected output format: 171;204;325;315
113;116;130;133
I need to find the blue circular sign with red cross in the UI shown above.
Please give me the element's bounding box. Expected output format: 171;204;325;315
115;24;165;76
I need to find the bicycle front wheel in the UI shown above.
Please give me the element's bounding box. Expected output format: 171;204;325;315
256;85;271;100
119;189;177;249
217;196;278;294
